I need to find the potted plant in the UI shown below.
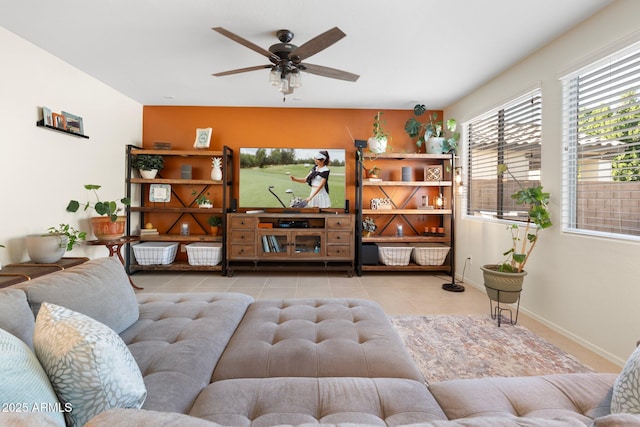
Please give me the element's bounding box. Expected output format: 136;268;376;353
367;112;389;154
362;217;377;237
131;154;164;179
66;184;131;240
367;166;381;179
481;165;552;304
25;224;85;264
192;190;213;208
404;104;459;154
208;216;223;235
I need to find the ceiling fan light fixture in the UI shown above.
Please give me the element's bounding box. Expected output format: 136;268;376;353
279;77;290;93
269;68;281;86
289;70;302;88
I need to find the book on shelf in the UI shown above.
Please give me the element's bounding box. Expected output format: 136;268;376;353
140;228;159;236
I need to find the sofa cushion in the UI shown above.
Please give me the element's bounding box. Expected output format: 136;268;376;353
212;298;424;382
611;344;640;414
0;328;66;427
16;257;139;333
0;288;35;348
121;292;253;414
429;373;618;424
189;377;446;426
34;303;147;427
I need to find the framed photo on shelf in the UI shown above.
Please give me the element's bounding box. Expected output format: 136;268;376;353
42;106;53;126
52;113;67;130
194;127;212;149
424;165;443;181
149;184;171;203
62;111;84;135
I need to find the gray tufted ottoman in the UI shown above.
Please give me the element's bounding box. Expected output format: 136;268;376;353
212;298;425;382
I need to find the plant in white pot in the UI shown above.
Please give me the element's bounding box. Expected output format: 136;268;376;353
66;184;131;240
25;224;86;263
405;104;459;154
367;112;389;154
481;164;552;309
131;154;164;179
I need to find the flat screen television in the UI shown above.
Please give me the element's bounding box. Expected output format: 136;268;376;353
239;148;346;209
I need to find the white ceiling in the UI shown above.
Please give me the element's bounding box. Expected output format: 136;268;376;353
1;0;612;109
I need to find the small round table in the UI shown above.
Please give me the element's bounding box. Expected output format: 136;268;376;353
86;236;142;290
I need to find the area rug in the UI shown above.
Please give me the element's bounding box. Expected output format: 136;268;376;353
388;314;595;384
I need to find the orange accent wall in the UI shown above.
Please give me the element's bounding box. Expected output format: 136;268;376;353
143;106;442;203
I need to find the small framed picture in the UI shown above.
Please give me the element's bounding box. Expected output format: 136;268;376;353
62;111;84;135
424;165;443;181
52;113;67;130
149;184;171;203
194;127;212;149
42;106;53;126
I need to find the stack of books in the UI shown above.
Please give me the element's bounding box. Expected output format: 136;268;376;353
140;228;159;236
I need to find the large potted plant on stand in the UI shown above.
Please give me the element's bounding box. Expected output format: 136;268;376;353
405;104;459;154
481;165;552;325
66;184;131;240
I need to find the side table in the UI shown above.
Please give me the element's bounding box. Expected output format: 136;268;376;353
86;236;143;290
0;257;89;288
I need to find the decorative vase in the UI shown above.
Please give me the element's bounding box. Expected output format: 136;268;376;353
139;169;158;179
426;137;445;154
211;165;222;181
364;231;372;237
367;136;387;154
90;216;126;240
210;225;220;236
25;234;68;263
481;264;527;304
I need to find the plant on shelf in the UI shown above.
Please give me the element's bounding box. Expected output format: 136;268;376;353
362;217;377;237
481;164;552;307
47;223;87;251
208;216;223;235
404;104;459;154
131;154;164;179
367;112;389;154
192;190;212;208
66;184;131;240
367;166;381;179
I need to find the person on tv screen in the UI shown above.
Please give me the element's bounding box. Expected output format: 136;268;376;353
290;150;331;208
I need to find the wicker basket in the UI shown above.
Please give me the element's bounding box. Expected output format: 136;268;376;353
186;242;222;266
411;243;450;266
133;242;178;265
377;243;412;266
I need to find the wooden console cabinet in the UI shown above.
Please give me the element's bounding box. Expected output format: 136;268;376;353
226;213;354;276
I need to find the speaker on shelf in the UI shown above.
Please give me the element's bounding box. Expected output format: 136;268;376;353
230;198;237;212
344;199;350;213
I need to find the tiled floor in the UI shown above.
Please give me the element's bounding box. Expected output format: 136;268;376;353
131;269;620;373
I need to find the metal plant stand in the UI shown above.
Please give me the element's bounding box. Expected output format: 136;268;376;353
486;285;521;327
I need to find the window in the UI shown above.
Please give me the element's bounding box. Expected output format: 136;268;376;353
562;42;640;239
466;90;542;222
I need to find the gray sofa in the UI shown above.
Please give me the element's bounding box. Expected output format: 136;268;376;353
0;257;634;426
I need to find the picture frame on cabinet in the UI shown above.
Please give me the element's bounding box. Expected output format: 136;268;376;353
194;127;212;149
424;165;443;181
62;111;84;135
52;113;67;130
42;106;53;126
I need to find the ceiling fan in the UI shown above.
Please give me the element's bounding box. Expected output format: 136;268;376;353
212;27;359;95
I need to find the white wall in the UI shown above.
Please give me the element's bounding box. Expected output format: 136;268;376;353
0;26;142;265
448;0;640;366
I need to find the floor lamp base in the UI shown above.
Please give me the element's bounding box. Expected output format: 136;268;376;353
442;283;465;292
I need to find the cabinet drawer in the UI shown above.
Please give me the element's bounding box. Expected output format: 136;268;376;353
230;216;257;229
326;245;352;258
327;231;351;244
230;231;255;244
228;244;255;258
326;216;352;229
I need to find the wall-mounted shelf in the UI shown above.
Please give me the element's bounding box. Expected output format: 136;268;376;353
36;119;89;139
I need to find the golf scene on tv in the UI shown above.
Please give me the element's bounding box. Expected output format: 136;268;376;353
239;148;346;209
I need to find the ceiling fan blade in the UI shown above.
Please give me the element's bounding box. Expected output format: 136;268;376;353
212;27;278;62
302;63;359;82
212;65;271;77
291;27;346;62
